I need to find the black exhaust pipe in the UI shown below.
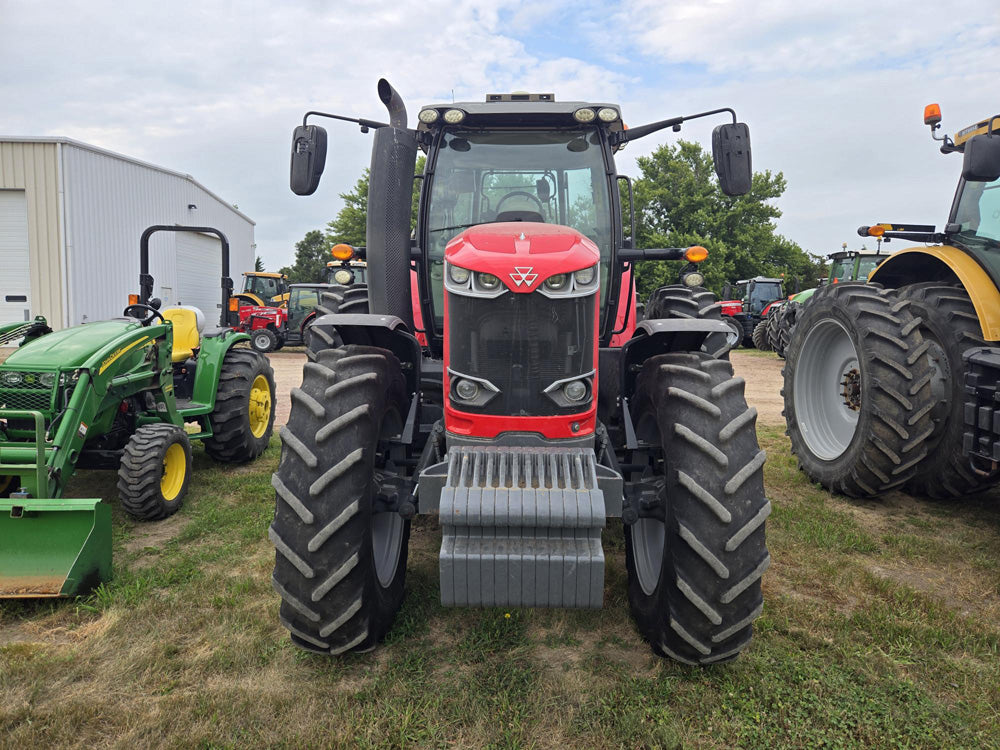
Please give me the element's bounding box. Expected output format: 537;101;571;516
377;78;407;129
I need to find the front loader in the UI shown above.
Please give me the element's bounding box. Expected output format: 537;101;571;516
271;81;768;664
783;106;1000;499
0;225;275;597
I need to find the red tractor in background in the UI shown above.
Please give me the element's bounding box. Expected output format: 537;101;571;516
271;81;768;665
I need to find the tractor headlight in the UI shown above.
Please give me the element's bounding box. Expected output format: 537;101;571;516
443;109;466;124
682;271;705;287
477;272;501;290
38;373;56;387
563;380;587;402
544;274;568;291
449;264;471;284
597;107;619;122
573;266;596;286
418;108;440;124
333;269;354;285
573;108;596;123
0;371;24;386
454;378;479;401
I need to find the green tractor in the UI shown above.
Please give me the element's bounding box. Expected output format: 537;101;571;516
0;225;276;598
783;106;1000;499
768;247;890;357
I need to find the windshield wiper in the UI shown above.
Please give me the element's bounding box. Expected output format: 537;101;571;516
429;222;484;234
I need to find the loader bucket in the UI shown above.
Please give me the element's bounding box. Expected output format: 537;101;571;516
0;498;111;597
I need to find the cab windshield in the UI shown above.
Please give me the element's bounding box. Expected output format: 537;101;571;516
952;176;1000;248
830;259;851;282
424;128;613;328
244;276;284;300
856;256;882;280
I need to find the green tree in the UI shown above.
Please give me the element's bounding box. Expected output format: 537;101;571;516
254;256;264;272
282;229;330;283
630;140;824;300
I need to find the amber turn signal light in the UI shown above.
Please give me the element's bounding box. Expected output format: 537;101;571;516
684;245;709;263
229;298;239;311
867;225;885;237
331;243;354;260
128;293;139;305
924;103;941;126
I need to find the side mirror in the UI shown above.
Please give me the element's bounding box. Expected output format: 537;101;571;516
722;283;732;299
712;123;752;196
962;133;1000;183
290;125;328;196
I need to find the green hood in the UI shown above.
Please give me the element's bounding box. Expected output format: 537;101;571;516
2;320;143;370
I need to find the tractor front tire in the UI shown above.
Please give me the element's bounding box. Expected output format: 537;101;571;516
773;301;800;358
783;283;935;497
250;328;279;353
204;348;276;463
752;320;771;351
117;423;192;520
625;352;769;664
645;284;731;359
308;285;371;356
270;345;410;655
895;283;998;498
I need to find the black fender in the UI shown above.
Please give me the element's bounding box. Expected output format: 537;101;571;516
619;319;732;402
311;313;422;396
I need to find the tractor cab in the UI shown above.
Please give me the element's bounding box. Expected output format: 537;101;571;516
736;276;784;315
238;272;289;308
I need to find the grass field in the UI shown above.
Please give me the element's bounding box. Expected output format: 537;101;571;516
3;426;1000;749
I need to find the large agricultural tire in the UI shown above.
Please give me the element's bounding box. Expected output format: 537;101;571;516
203;348;276;463
722;317;744;351
308;285;371;357
645;285;731;358
766;309;782;353
270;345;410;655
751;320;771;351
250;327;279;353
895;283;998;498
625;352;769;664
783;283;935;497
773;301;801;358
117;423;192;520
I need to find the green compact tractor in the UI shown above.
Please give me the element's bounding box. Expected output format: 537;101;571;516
783;106;1000;499
0;225;275;597
768;248;889;357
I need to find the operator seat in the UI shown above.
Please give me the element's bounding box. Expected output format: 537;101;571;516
495;210;545;223
161;306;205;362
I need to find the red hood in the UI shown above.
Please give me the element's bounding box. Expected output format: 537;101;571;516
445;222;600;294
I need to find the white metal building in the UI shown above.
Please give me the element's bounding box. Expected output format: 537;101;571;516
0;137;255;329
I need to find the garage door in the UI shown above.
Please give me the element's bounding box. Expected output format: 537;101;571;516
175;231;223;324
0;190;31;325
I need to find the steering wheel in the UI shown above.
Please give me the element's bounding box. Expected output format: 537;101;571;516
123;303;165;326
495;190;545;215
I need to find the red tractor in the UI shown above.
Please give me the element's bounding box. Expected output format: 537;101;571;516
271;81;768;664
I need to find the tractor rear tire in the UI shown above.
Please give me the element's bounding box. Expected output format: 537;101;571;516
773;301;800;358
783;283;935;497
752;320;770;351
308;285;371;357
251;328;279;353
645;285;731;358
270;345;410;655
625;352;769;664
203;348;276;463
117;423;192;520
895;283;998;498
766;309;781;353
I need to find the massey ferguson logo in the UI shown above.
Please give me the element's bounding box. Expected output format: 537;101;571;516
509;267;538;287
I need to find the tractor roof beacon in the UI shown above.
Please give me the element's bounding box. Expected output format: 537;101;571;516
272;81;770;664
0;225;276;598
783;105;1000;500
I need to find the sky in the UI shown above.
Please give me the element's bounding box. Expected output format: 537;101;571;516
2;0;997;272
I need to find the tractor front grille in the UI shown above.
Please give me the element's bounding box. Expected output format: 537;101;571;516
0;372;55;413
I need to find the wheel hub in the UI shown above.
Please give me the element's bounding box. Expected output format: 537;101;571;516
248;374;272;438
840;367;861;411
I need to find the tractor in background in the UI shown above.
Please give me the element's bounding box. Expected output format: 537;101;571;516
271;80;767;665
719;276;785;348
0;225;275;597
783;105;1000;500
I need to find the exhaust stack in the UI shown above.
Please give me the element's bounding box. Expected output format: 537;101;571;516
378;78;407;130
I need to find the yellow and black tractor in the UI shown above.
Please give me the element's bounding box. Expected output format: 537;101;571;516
235;272;290;308
784;105;1000;499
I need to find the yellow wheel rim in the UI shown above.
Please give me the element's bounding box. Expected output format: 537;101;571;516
249;374;272;439
161;443;186;501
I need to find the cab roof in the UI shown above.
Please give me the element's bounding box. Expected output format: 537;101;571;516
416;94;624;135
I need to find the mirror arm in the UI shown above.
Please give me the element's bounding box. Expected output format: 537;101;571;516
612;107;737;146
303;110;390;133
